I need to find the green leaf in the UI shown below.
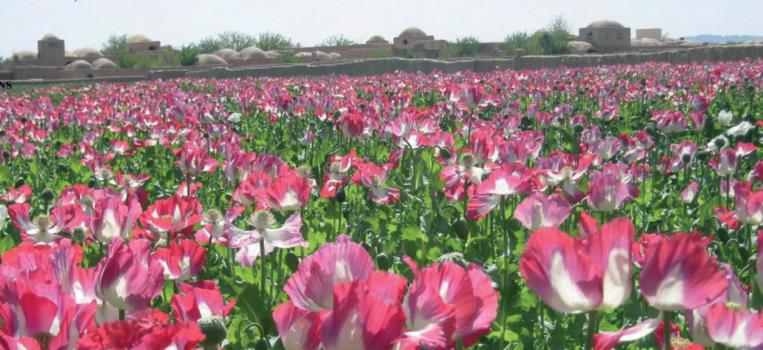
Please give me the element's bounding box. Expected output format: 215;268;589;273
0;235;14;254
402;226;428;242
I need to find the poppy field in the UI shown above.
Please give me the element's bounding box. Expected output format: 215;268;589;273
0;59;762;349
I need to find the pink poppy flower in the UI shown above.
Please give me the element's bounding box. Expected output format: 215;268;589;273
519;217;634;313
140;196;202;237
320;151;358;199
171;281;235;324
8;203;83;243
267;165;313;211
705;303;763;349
89;195;142;243
233;171;273;208
96;238;164;311
154;239;206;281
174;142;218;176
338;112;365;138
1;184;32;204
680;182;699;203
734;181;763;225
232;211;307;267
514;192;571;231
320;271;407;350
639;232;727;311
758;230;763;295
284;235;374;311
400;257;499;348
194;205;247;245
273;301;322;350
466;169;531;220
586;171;633;212
352;162;400;205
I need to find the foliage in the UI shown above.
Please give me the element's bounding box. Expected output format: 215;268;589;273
448;36;482;57
179;44;199;66
504;15;571;56
274;52;299;64
101;34;129;55
255;32;297;51
196;36;222;54
322;35;356;47
216;31;258;51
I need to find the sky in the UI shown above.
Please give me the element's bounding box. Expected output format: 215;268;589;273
1;0;762;57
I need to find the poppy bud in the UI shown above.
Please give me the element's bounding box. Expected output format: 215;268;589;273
376;252;391;270
452;217;469;240
199;316;227;349
335;188;346;203
41;188;54;201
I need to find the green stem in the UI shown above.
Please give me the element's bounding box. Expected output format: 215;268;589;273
260;238;267;301
663;311;672;350
119;308;125;321
586;311;600;350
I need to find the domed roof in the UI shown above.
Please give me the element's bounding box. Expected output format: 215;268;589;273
567;41;596;53
215;48;240;60
366;35;388;44
263;51;280;59
587;20;625;29
398;27;429;39
196;54;228;66
295;52;312;58
92;57;118;69
127;34;153;44
632;38;662;47
12;51;37;61
313;51;331;61
64;60;93;71
240;46;267;60
73;48;103;59
328;52;342;59
40;33;61;41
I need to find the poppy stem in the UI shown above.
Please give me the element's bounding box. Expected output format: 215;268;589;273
586;311;599;350
663;311;672;350
260;238;267;302
119;308;125;321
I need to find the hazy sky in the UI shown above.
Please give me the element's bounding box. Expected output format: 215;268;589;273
1;0;761;57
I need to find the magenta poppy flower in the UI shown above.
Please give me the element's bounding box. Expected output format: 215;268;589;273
320;151;358;199
1;184;32;204
96;238;164;311
337;112;365;138
586;171;634;212
686;264;748;346
400;257;499;348
267;166;313;211
758;230;763;294
90;195;142;243
273;300;322;350
705;303;763;349
466;169;531;220
320;271;408;350
174;142;218;176
284;235;374;311
514;192;571;231
734;181;763;225
140;196;202;237
154;239;206;281
352;162;400;205
171;281;235;324
233;171;272;208
594;317;663;350
8;203;83;243
519;217;634;313
680;182;700;203
639;232;727;311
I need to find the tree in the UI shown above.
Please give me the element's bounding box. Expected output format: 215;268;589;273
101;34;129;55
322;35;355;47
196;36;222;54
180;44;199;66
256;32;297;51
216;31;257;51
451;36;481;57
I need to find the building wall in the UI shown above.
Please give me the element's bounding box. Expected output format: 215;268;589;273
37;39;66;66
636;29;662;40
127;41;162;53
393;35;435;50
579;28;632;51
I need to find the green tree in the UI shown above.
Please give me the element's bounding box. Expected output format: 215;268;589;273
322;35;355;47
180;44;199;66
216;31;257;51
451;36;481;57
101;34;129;55
256;32;297;51
196;36;222;54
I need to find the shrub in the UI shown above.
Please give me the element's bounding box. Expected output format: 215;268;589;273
322;35;355;47
450;36;481;57
256;32;297;51
118;55;137;69
216;32;257;51
196;37;222;54
180;45;199;66
275;52;299;64
101;34;129;55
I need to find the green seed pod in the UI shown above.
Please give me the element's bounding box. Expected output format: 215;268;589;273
41;188;54;201
198;316;227;348
376;252;391;270
452;217;469;240
254;338;269;350
335;188;346;203
285;251;300;273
